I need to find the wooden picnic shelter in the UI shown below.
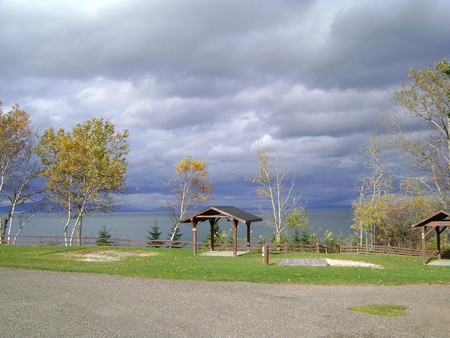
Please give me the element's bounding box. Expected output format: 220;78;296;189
411;210;450;265
179;206;263;256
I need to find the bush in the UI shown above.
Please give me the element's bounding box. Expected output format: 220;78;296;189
96;225;113;246
146;221;164;247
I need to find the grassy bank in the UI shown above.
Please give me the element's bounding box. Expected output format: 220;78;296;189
0;246;448;285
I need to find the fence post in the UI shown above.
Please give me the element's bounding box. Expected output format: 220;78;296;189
40;235;43;246
128;238;132;246
84;235;88;246
315;242;320;253
263;244;269;265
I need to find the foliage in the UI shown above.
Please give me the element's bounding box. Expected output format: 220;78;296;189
0;102;41;243
300;230;310;244
257;235;267;244
203;220;231;246
96;225;113;246
164;156;212;242
246;142;308;245
353;193;436;247
271;231;291;246
1;246;450;286
146;220;163;247
34;118;129;246
291;228;302;244
323;229;335;247
379;196;436;247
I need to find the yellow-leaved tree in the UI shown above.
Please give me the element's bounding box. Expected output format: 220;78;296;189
164;156;213;243
0;102;41;243
35;118;129;246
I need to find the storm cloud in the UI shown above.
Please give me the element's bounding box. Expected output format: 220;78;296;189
1;0;449;209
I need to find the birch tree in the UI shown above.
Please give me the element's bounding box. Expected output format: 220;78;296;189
352;137;393;246
164;156;212;243
0;103;41;243
381;58;450;207
34;118;129;246
246;143;308;245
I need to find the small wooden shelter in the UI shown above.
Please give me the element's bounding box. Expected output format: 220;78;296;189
179;206;263;256
411;210;450;264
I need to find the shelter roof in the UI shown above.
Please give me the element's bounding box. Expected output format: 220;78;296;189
179;206;262;224
411;210;450;228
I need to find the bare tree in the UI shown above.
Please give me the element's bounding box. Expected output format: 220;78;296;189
246;142;308;245
352;137;393;246
381;58;450;207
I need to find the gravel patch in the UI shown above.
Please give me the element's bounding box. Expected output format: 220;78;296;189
325;259;384;269
278;258;384;268
68;250;158;262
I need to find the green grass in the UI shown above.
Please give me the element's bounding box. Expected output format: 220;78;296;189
0;246;449;285
348;304;409;317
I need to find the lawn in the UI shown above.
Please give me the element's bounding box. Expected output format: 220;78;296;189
0;245;448;285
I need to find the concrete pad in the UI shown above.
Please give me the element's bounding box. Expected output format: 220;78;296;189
200;251;248;257
278;258;329;267
428;259;450;266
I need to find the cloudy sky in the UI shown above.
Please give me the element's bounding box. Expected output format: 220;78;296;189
1;0;449;211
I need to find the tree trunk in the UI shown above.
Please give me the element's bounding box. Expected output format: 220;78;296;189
77;217;83;246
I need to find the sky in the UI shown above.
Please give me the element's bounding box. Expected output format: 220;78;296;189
1;0;449;211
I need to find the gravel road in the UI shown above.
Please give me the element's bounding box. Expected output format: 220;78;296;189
1;267;449;337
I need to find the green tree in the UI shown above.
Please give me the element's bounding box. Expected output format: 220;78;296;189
300;230;310;245
164;156;213;243
167;224;184;248
146;220;163;247
35;118;129;246
291;228;302;244
246;142;308;245
96;225;113;246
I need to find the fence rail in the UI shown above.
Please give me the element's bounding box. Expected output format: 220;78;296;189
339;244;434;257
1;235;435;258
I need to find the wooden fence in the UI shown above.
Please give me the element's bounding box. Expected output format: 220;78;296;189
1;234;436;258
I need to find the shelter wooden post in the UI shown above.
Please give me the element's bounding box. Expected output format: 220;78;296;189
231;219;238;257
246;222;251;251
209;218;215;251
421;226;427;265
191;220;200;256
436;227;441;260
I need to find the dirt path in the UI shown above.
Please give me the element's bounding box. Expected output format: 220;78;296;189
1;267;449;337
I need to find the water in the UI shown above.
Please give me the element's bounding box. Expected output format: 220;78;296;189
14;209;353;242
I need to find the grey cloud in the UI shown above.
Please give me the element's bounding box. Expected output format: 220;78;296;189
306;0;450;89
1;0;449;210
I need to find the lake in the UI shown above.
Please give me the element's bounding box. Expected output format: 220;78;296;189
15;208;354;242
